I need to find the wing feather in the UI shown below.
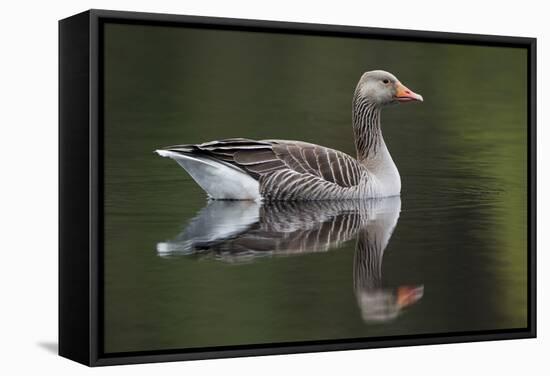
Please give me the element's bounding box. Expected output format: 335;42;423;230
161;138;363;188
272;141;363;187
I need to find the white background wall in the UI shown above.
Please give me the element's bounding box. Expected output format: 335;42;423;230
0;0;546;374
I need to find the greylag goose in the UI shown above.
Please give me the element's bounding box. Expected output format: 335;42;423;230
156;198;423;322
156;70;423;200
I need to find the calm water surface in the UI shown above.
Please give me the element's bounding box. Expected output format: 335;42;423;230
103;24;528;353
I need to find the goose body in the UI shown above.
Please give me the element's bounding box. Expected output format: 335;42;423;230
156;70;422;200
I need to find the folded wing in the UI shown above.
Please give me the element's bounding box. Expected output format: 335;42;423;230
162;138;363;188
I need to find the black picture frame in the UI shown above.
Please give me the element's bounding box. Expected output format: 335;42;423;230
59;9;537;367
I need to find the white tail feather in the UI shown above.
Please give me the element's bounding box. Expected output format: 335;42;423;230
155;150;260;200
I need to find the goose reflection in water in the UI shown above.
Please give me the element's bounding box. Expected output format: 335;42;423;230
156;197;423;323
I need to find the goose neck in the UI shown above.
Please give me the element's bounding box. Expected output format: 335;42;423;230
352;98;383;163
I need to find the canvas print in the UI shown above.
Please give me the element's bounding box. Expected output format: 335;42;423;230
102;22;528;354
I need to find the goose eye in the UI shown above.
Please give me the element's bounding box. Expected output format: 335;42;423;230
382;79;390;84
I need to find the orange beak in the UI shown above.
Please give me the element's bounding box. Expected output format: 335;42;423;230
396;285;424;308
395;82;423;102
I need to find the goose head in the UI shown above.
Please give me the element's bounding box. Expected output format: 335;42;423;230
355;70;423;106
355;285;424;322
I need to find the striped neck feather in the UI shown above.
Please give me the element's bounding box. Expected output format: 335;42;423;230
352;95;383;163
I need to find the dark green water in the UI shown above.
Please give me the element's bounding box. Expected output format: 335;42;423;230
103;23;528;353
